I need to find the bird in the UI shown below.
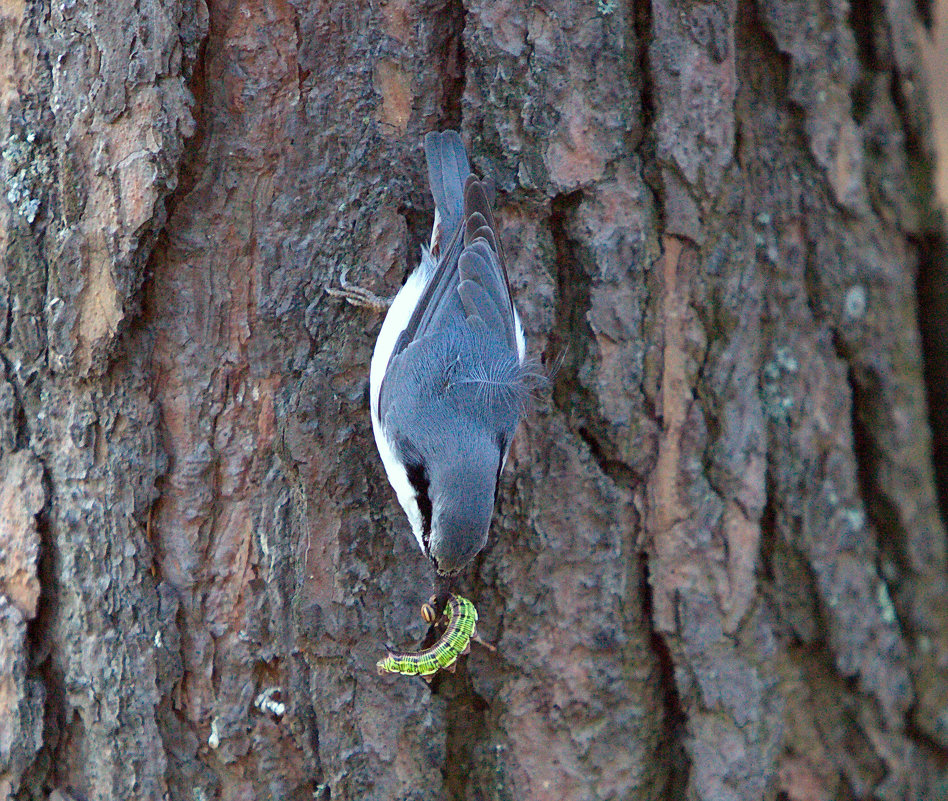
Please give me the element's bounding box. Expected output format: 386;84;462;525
365;131;530;579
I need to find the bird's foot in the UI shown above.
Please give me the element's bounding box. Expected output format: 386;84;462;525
471;627;497;653
325;268;393;311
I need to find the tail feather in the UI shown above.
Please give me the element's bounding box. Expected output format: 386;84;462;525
424;131;470;237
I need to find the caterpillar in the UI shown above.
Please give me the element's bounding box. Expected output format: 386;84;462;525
376;594;478;681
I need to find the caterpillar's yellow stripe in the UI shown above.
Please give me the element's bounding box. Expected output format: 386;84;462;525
377;594;478;680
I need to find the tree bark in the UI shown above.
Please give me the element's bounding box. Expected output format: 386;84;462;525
1;1;946;800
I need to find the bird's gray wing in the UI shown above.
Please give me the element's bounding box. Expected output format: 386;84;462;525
455;177;519;353
381;139;520;423
392;176;517;356
388;207;466;363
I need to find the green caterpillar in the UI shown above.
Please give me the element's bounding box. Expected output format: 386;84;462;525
377;594;478;681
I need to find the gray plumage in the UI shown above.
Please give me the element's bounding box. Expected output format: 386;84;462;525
375;131;528;575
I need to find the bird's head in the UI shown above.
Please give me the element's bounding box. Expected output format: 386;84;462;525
424;433;502;576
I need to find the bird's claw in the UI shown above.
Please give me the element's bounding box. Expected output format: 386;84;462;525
472;632;496;653
325;268;393;311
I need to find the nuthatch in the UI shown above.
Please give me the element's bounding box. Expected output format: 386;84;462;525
368;131;529;576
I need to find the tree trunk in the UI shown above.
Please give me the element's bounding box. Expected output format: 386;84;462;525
1;0;946;799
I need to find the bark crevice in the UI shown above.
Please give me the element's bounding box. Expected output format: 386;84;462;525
547;189;589;423
638;553;691;801
916;233;948;521
438;0;467;132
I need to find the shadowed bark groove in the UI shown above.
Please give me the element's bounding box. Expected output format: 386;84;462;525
639;554;692;801
2;1;947;800
916;232;948;518
548;190;590;422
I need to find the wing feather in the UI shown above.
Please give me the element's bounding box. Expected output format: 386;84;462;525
380;138;524;415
